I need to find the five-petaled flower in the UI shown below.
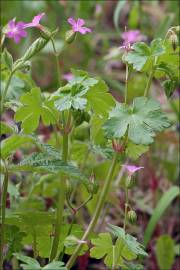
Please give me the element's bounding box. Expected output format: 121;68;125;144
23;13;45;29
68;17;92;34
122;165;144;177
122;30;146;46
6;19;27;44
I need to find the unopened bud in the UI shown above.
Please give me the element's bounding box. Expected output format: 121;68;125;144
112;139;125;153
127;210;137;224
125;177;135;189
65;30;76;44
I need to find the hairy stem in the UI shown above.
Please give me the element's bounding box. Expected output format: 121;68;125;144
123;187;129;231
143;69;154;97
1;72;14;113
0;164;8;269
49;134;68;261
124;63;129;104
66;153;119;269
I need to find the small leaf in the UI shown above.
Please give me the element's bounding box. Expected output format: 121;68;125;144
15;87;58;133
125;39;165;71
2;48;13;70
13;253;41;270
155;235;175;270
107;224;148;257
90;233;124;268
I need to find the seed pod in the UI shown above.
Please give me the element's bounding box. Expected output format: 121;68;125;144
125;177;135;189
127;210;137;224
65;30;76;44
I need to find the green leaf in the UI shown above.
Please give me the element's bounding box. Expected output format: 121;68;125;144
1;134;34;159
0;121;17;134
54;70;115;117
1;70;36;100
86;80;115;118
90;233;124;268
15;87;58;133
126;141;149;160
125;39;165;71
155;235;175;270
104;97;171;145
162;79;178;98
13;253;41;270
5;226;26;259
14;152;89;183
2;48;13;70
42;261;67;270
107;224;148;257
144;186;179;247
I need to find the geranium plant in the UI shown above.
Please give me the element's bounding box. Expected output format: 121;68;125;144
0;9;179;270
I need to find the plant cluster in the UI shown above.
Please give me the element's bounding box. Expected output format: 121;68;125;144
0;8;179;270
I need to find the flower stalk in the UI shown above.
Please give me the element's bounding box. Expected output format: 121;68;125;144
66;152;119;269
49;133;68;261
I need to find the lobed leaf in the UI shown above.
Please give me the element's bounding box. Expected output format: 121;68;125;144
104;97;171;145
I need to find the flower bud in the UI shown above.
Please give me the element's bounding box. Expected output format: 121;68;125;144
65;30;76;44
168;31;178;51
127;210;137;224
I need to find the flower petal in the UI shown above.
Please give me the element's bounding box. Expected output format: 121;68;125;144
68;17;76;27
14;35;21;43
8;19;15;29
19;29;27;37
77;18;85;27
78;26;91;34
32;12;45;25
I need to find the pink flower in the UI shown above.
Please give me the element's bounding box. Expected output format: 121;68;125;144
68;17;92;34
6;19;27;43
23;13;45;29
121;30;146;46
62;73;74;81
122;165;144;176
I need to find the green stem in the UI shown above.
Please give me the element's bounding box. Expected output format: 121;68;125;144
143;69;154;97
1;72;14;113
66;152;119;270
0;163;8;269
124;63;129;104
49;134;68;261
51;38;61;86
33;229;37;258
123;187;129;231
